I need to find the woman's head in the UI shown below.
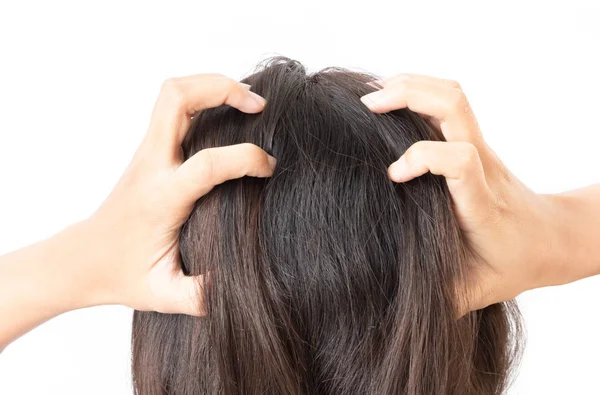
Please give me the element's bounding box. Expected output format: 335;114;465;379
132;57;522;395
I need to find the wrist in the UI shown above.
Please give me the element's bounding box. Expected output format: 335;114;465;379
41;220;113;312
0;220;109;348
515;193;569;293
536;192;590;288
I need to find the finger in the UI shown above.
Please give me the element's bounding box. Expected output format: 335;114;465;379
368;74;460;132
389;141;493;218
367;79;443;132
165;272;207;316
376;73;462;89
147;74;267;149
361;78;481;144
367;78;443;131
173;143;276;207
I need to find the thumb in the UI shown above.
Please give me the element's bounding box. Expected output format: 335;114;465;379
163;270;207;316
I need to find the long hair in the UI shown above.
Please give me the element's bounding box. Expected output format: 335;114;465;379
132;57;522;395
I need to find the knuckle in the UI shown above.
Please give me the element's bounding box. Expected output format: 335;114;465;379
240;143;264;172
448;79;462;90
207;73;228;81
387;75;411;92
394;78;411;92
404;142;427;165
441;89;472;118
241;142;258;152
457;143;480;173
160;78;185;106
242;142;263;158
447;89;468;111
196;148;216;180
462;142;480;161
161;77;178;92
209;73;235;88
397;74;413;83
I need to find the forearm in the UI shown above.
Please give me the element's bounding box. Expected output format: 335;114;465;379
0;221;99;350
550;184;600;285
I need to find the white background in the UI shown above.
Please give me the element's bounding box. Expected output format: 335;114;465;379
0;1;599;394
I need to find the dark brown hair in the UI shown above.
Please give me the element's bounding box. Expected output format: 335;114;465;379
132;57;522;394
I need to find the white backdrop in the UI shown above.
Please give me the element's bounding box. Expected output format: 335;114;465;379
1;1;599;394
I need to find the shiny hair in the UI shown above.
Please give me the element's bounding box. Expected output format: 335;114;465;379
132;57;522;395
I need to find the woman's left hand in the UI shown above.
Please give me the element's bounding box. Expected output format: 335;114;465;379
360;73;566;314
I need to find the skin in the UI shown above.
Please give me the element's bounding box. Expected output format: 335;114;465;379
1;72;599;351
361;74;600;314
0;74;276;350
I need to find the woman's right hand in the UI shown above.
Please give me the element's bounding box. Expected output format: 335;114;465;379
360;74;570;314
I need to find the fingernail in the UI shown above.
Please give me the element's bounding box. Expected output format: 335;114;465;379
248;90;266;107
267;155;277;170
388;156;408;182
360;90;384;110
239;82;252;90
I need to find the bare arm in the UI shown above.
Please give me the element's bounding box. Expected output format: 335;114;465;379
550;184;600;286
0;222;96;350
0;75;275;350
